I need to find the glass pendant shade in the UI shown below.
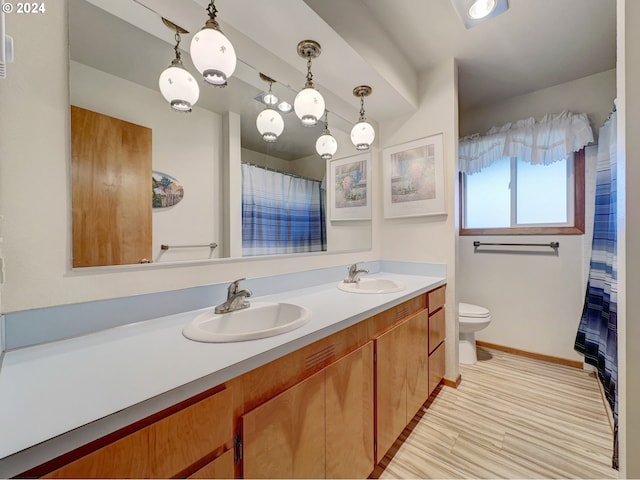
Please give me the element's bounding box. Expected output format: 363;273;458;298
294;87;325;126
159;62;200;112
256;109;284;142
190;27;236;86
316;133;338;160
351;121;375;151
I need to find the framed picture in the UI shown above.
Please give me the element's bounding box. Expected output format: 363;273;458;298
382;133;446;218
152;171;184;209
328;153;371;221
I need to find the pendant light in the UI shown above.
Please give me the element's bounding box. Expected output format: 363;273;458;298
316;111;338;160
190;0;236;87
294;40;325;127
256;74;284;142
158;19;199;112
350;85;375;151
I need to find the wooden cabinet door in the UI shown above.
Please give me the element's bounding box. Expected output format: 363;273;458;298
71;105;152;267
188;449;234;479
325;342;374;479
44;388;232;479
428;342;446;396
375;320;408;462
242;370;325;479
428;308;446;354
406;310;429;420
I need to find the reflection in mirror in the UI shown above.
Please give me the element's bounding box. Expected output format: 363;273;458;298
69;0;371;267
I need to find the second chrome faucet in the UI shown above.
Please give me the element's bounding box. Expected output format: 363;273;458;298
344;263;369;284
215;278;252;314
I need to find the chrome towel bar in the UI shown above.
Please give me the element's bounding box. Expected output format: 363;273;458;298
473;241;559;251
161;242;218;250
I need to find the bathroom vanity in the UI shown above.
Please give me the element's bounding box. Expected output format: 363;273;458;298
0;265;448;479
18;283;446;479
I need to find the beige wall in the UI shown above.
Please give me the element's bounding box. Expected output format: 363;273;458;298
71;61;224;263
379;59;459;382
460;69;616;138
457;71;615;362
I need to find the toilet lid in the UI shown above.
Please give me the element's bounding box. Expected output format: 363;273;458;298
459;302;490;318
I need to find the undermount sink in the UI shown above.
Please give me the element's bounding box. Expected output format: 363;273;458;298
337;277;406;294
183;302;311;343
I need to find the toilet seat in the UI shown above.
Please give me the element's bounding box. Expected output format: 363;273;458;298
459;302;490;319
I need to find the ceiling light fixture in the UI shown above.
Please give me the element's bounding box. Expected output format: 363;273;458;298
468;0;496;19
190;0;236;87
350;86;375;151
316;111;338;160
277;101;292;113
256;74;284;143
158;19;199;113
450;0;508;29
294;40;325;127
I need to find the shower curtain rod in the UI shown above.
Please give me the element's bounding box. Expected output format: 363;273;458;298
242;162;321;183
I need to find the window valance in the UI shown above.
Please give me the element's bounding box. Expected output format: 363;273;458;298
459;111;594;174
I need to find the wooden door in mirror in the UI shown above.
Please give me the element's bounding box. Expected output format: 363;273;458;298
71;106;152;267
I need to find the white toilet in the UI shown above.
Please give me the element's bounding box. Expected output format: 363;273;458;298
458;303;492;364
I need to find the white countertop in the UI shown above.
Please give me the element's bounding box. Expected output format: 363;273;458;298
0;271;445;470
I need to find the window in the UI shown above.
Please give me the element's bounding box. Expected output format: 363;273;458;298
460;149;585;235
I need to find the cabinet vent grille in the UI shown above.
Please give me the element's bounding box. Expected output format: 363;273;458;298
396;306;410;320
305;345;336;370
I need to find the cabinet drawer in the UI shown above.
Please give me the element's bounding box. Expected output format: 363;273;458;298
428;285;446;312
44;388;233;479
188;449;235;479
428;308;446;354
151;387;233;477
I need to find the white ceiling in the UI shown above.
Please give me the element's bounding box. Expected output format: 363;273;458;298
77;0;616;157
305;0;617;112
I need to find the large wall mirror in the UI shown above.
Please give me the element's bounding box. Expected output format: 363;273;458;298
69;0;372;268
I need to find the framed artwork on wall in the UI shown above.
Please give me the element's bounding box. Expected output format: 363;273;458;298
328;153;371;221
152;171;184;209
382;133;446;218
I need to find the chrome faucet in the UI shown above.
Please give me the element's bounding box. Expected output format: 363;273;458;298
215;278;252;314
344;263;369;283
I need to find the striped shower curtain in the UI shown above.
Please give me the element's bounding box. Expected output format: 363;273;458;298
242;164;326;256
574;107;618;469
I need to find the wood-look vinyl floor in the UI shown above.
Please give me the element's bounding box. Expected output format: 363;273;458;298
373;347;617;479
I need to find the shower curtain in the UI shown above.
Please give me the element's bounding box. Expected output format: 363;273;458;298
241;164;326;256
574;106;618;469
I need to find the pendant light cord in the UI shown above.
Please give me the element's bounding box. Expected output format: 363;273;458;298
173;30;182;62
359;95;366;121
305;57;314;88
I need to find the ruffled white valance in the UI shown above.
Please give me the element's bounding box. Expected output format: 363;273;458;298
459;111;594;174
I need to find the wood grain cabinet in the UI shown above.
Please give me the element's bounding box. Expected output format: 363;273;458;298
42;388;233;479
428;286;446;396
30;285;447;480
375;309;429;462
241;342;374;479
